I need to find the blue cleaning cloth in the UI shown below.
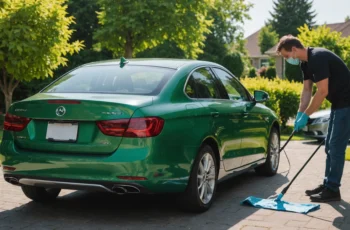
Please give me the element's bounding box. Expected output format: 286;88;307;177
241;195;320;214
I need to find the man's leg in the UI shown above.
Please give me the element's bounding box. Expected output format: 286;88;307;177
311;107;350;202
305;110;334;196
324;110;335;184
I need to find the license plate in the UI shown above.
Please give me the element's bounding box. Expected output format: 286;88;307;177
46;122;78;142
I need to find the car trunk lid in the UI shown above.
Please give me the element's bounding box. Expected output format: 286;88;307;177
7;93;153;155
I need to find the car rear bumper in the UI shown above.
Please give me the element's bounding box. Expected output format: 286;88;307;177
3;174;151;194
0;138;194;193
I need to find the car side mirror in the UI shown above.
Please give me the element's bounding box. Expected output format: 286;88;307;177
254;90;269;103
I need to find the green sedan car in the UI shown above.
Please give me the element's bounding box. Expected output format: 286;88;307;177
0;58;280;212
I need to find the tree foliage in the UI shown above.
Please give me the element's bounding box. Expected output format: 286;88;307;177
94;0;215;59
298;24;350;68
54;0;113;77
268;0;316;37
135;41;186;59
197;0;252;64
258;25;278;54
222;52;244;79
0;0;83;111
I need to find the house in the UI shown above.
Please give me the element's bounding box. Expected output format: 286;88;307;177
245;20;350;78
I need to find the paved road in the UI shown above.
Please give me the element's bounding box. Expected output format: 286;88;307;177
1;140;350;230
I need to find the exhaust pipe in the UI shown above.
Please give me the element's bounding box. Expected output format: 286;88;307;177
122;185;140;193
112;186;127;195
5;177;19;185
111;185;141;194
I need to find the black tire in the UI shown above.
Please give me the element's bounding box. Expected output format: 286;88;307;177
255;127;280;176
21;185;61;202
178;144;218;212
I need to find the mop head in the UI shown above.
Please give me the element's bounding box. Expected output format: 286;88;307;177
241;194;320;214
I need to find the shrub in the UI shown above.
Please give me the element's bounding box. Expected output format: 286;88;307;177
221;52;244;78
248;68;257;78
258;66;267;77
265;66;277;80
240;77;331;127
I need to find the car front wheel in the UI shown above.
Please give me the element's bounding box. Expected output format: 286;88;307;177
255;127;280;176
179;144;218;212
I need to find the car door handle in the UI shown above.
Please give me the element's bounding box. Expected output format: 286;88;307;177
211;112;219;117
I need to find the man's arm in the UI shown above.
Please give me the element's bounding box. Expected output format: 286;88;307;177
299;79;313;112
304;78;328;116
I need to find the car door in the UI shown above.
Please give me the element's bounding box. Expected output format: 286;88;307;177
188;67;246;171
212;67;267;167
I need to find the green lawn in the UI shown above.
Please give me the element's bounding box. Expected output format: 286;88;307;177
346;148;350;161
280;125;311;141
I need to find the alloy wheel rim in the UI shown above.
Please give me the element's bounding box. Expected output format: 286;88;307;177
197;153;216;204
269;132;280;171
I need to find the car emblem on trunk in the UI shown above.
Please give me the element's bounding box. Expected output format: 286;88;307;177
56;106;66;116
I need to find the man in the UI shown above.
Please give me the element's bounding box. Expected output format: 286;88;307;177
276;35;350;202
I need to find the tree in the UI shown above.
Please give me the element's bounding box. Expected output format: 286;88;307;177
346;16;350;22
258;25;279;54
268;0;316;37
222;52;244;79
199;0;252;64
54;0;113;76
136;41;186;59
94;0;215;59
0;0;83;111
298;24;350;68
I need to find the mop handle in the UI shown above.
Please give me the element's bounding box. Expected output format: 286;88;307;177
279;130;295;153
281;138;325;195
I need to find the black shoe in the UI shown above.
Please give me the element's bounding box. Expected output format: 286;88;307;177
305;184;325;196
310;187;341;202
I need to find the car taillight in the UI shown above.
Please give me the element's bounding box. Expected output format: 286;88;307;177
4;113;31;132
96;119;129;137
96;117;164;138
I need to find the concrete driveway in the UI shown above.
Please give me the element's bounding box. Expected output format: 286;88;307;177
1;140;350;230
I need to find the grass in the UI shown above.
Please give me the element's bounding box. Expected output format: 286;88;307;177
280;125;311;141
346;148;350;161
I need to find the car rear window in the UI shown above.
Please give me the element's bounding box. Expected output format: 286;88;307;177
41;65;175;95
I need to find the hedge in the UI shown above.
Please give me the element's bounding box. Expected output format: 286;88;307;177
240;77;331;127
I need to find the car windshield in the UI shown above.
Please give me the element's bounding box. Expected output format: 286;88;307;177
41;65;175;95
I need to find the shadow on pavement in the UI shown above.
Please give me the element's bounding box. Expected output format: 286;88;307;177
0;171;289;229
306;199;350;230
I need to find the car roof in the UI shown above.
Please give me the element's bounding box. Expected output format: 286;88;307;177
82;58;221;70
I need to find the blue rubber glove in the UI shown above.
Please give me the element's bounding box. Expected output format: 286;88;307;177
294;111;303;127
294;112;309;131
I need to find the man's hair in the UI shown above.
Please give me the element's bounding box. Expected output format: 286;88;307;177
276;35;304;53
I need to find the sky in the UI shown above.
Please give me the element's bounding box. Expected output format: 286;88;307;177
243;0;350;38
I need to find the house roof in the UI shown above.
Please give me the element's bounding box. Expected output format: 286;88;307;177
246;20;350;57
244;29;270;58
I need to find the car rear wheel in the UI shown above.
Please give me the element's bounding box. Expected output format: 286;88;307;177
21;185;61;202
255;127;280;176
179;144;218;212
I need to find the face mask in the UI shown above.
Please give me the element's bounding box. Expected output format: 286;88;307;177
286;51;300;65
286;57;300;65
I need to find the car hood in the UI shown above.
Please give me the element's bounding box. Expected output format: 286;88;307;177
310;109;331;119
